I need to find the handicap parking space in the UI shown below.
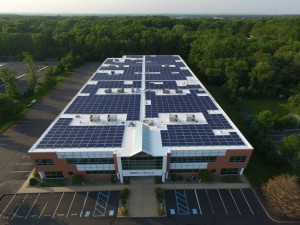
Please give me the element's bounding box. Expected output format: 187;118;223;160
0;191;119;223
166;188;264;219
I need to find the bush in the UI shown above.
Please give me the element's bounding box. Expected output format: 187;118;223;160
119;207;128;216
71;174;83;185
120;188;129;200
29;178;38;186
157;208;165;216
32;169;39;178
198;169;213;182
170;173;176;181
155;187;164;203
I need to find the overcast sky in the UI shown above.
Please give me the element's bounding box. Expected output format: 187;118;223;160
1;0;300;15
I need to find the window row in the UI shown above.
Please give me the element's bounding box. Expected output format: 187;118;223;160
229;156;247;163
121;156;163;170
169;169;200;173
35;159;54;166
85;170;115;174
66;158;114;165
220;168;240;175
170;156;217;163
44;171;64;178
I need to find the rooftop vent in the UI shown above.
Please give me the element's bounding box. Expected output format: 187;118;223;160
104;88;112;94
169;114;178;122
186;114;195;121
111;71;115;74
90;114;100;122
107;114;117;122
175;89;183;94
131;88;135;93
117;88;124;93
163;89;170;94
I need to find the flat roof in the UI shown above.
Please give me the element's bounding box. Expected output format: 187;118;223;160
29;55;252;156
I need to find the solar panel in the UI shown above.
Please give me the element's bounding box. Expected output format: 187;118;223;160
160;125;245;147
92;73;142;81
65;95;141;121
81;81;141;94
37;118;125;149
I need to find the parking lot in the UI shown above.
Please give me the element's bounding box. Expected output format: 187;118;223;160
165;188;273;225
0;191;119;223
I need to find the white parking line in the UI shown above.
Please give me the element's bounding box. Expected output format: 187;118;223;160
217;189;228;215
240;189;254;215
66;192;76;218
80;192;89;217
11;194;28;220
25;193;40;219
194;190;202;215
0;194;16;217
229;189;241;215
205;189;215;215
39;193;51;218
52;193;64;218
15;163;33;165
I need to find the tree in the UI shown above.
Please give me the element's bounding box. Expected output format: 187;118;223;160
22;51;37;90
281;134;300;159
0;68;20;99
0;94;24;122
255;110;276;133
288;93;300;108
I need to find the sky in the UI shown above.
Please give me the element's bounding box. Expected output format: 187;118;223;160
0;0;299;15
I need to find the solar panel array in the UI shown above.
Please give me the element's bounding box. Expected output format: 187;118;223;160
145;91;218;118
145;81;202;90
92;73;142;81
65;95;140;121
37;118;125;149
82;81;141;94
161;125;244;147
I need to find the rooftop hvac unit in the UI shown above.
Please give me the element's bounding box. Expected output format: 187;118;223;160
104;88;112;93
111;71;115;74
169;114;178;122
186;114;195;121
90;114;100;122
117;88;124;93
165;64;170;67
131;88;135;93
149;120;154;126
130;121;136;127
163;89;170;94
107;114;117;122
175;89;183;94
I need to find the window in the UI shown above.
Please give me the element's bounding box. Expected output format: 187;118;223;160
44;171;64;179
170;156;217;163
66;158;114;165
169;169;200;173
35;159;54;166
220;168;240;175
229;156;247;163
68;172;74;176
86;170;115;175
121;154;163;170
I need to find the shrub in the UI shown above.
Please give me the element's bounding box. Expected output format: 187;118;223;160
155;187;164;203
29;178;38;186
119;207;128;216
157;208;165;216
32;169;39;178
198;169;213;182
72;174;83;185
170;173;176;181
120;188;129;200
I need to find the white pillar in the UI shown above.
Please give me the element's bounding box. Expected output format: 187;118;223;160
119;173;124;183
239;168;244;175
38;171;45;179
162;172;165;182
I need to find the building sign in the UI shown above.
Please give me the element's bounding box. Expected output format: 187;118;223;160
122;170;162;176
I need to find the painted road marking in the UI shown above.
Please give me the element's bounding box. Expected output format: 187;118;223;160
66;192;76;218
25;193;40;219
240;189;254;215
194;189;202;215
217;189;228;215
229;189;241;215
205;189;215;215
80;192;89;218
52;193;64;218
39;193;51;218
0;194;16;217
11;194;28;220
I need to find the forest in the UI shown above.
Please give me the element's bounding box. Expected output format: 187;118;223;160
0;15;300;181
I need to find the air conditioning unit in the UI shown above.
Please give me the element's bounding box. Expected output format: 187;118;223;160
117;88;124;93
149;120;154;126
175;89;183;94
104;88;112;93
186;114;195;121
169;114;178;122
163;89;170;94
111;71;115;74
90;114;100;122
107;114;117;122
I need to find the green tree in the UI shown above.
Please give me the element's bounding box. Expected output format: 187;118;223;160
22;51;37;90
0;68;20;99
288;93;300;108
255;110;276;133
281;134;300;160
0;94;24;122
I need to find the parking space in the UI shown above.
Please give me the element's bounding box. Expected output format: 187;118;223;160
0;191;119;223
166;188;264;218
